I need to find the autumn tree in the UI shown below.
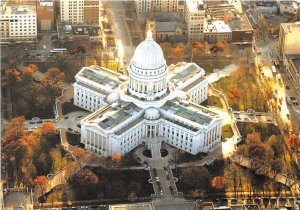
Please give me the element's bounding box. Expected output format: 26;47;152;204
42;67;65;87
245;132;274;162
216;40;229;51
41;122;56;135
41;67;65;105
73;147;85;158
24;64;39;74
227;87;241;102
210;45;223;55
112;153;122;166
31;176;49;191
286;134;300;154
212;176;226;190
70;169;99;198
50;147;68;171
180;167;212;192
172;45;184;60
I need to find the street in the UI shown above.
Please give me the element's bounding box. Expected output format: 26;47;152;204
105;1;135;72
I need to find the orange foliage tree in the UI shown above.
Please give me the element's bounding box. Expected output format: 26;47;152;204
24;64;39;74
2;116;26;146
112;153;122;165
31;176;49;191
172;45;184;59
73;147;85;158
286;135;300;154
211;176;225;190
2;67;21;84
216;40;229;51
41;122;56;135
227;87;241;101
193;41;207;55
42;67;65;86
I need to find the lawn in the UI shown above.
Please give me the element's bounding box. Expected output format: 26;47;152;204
208;95;224;109
222;124;234;142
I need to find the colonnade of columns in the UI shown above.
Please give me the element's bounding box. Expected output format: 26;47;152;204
129;77;167;96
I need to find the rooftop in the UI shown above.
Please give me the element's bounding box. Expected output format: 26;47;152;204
182;76;207;92
78;65;122;89
260;13;290;27
155;22;187;32
186;0;204;12
0;4;36;15
76;82;109;97
86;103;142;131
281;22;300;33
168;63;204;84
161;100;218;126
203;20;232;33
228;13;253;31
57;22;101;37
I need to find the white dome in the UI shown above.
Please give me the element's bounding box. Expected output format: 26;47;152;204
144;107;160;120
131;31;165;70
107;92;120;104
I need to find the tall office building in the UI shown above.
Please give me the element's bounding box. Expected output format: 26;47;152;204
60;0;100;25
184;0;207;41
136;0;180;15
279;22;300;92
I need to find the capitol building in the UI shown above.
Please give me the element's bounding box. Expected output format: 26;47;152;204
74;32;222;156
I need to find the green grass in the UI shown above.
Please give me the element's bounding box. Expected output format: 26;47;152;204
222;124;234;142
208;95;224;109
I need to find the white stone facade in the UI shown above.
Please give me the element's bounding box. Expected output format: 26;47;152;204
75;32;222;157
0;5;37;43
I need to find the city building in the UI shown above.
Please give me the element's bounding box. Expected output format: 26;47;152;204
279;22;300;55
184;0;207;41
206;2;236;20
39;0;54;7
37;2;55;31
278;0;300;15
60;0;100;25
227;13;253;45
57;22;102;46
201;19;232;43
279;22;300;91
136;0;180;16
0;4;37;43
258;13;291;35
155;21;187;42
75;32;222;156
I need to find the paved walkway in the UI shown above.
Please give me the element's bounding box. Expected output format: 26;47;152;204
230;154;300;196
134;144;181;198
33;154;90;200
232;110;275;124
